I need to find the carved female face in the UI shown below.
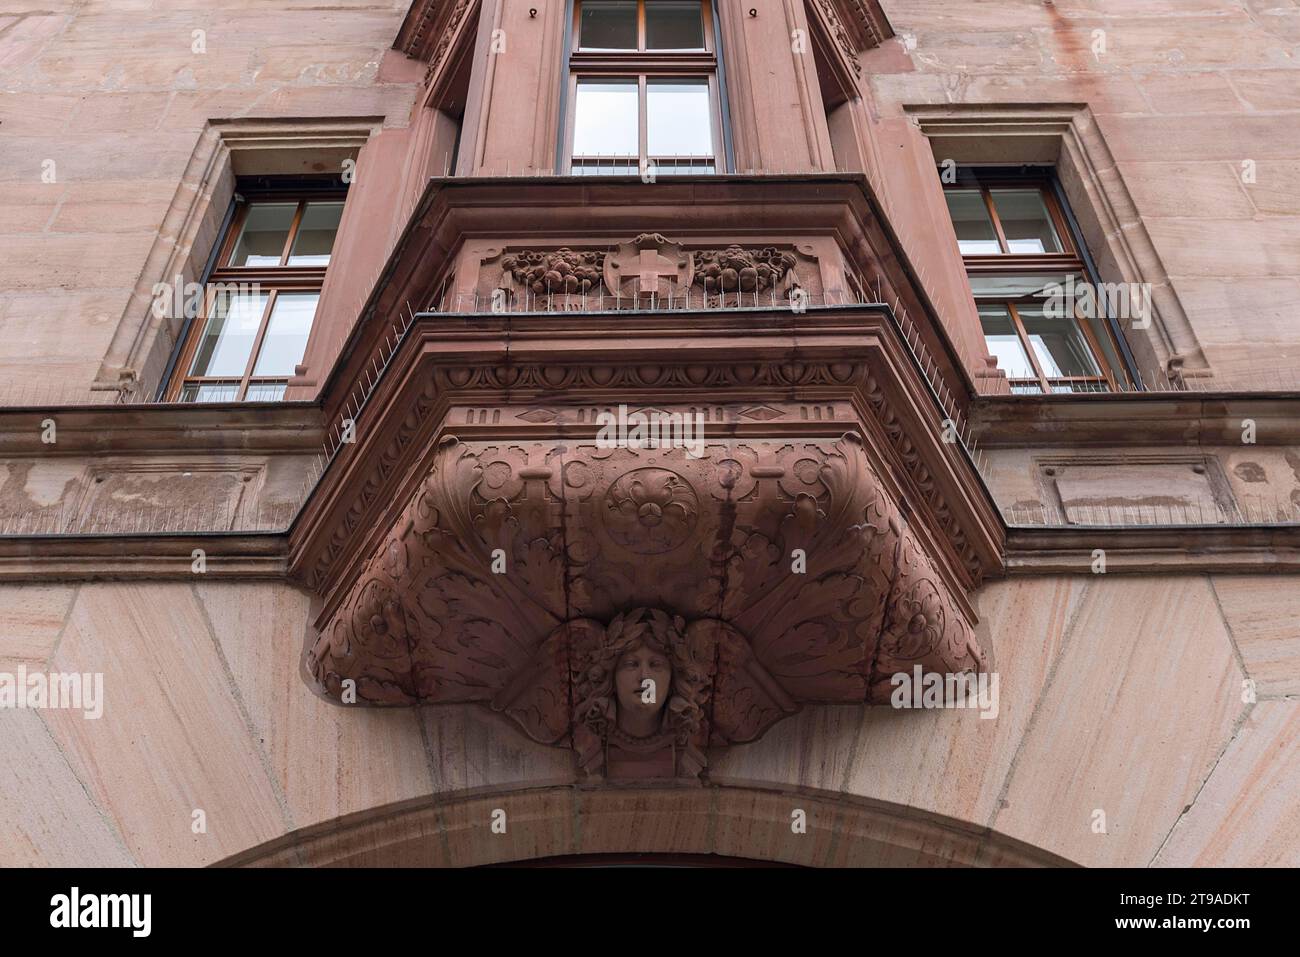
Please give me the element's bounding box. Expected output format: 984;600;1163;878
614;639;673;736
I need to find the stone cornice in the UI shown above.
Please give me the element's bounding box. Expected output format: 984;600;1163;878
840;0;894;48
1006;525;1300;575
393;0;453;59
807;0;896;80
0;403;324;456
0;533;287;582
974;393;1300;448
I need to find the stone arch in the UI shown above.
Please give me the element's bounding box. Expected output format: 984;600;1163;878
217;784;1076;867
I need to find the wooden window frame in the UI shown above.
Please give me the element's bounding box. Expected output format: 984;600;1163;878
165;186;344;402
946;168;1125;394
565;0;724;175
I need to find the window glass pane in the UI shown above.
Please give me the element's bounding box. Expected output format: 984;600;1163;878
648;78;712;157
245;382;289;402
653;161;715;175
968;273;1073;299
188;291;268;377
579;0;637;49
181;382;241;403
1017;304;1101;378
228;204;296;266
572;79;639;158
979;304;1036;381
287;202;343;266
253;292;319;376
990;189;1062;253
646;0;704;49
945;190;1001;254
1082;313;1125;385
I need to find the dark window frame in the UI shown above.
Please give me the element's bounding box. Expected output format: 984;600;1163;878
561;0;731;176
945;165;1137;394
163;177;345;403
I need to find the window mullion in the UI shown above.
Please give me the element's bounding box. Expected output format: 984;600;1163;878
238;289;278;401
1072;302;1120;391
279;202;306;266
982;188;1011;255
639;74;648;167
1007;301;1050;393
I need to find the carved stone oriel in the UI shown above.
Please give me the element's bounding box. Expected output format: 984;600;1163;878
306;431;986;781
291;177;1002;785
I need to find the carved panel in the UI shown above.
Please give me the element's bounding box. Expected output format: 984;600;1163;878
484;236;819;307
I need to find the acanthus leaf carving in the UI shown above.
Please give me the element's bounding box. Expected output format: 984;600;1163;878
306;431;987;782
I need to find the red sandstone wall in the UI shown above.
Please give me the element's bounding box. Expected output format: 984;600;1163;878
0;1;423;403
864;0;1300;382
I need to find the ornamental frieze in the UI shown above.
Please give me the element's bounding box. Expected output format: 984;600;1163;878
307;433;985;782
488;235;814;305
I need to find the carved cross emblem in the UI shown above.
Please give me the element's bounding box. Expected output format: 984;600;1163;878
603;233;694;299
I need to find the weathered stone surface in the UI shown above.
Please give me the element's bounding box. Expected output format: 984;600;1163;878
1155;700;1300;866
41;584;288;866
993;576;1245;866
194;582;437;832
0;583;75;666
1211;575;1300;697
0;710;134;867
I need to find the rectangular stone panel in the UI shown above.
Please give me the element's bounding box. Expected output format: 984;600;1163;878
71;462;263;532
1040;455;1236;525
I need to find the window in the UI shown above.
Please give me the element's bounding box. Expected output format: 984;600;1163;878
166;180;344;402
943;168;1130;394
565;0;724;175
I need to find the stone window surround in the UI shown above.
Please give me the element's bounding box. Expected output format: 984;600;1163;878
92;117;384;401
906;103;1209;382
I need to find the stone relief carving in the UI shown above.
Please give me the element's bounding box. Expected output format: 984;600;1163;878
603;233;694;299
488;236;815;306
307;432;985;782
813;0;862;78
501;247;605;295
423;0;473;86
692;245;799;299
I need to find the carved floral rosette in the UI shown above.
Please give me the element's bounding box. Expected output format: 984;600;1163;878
307;430;985;779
